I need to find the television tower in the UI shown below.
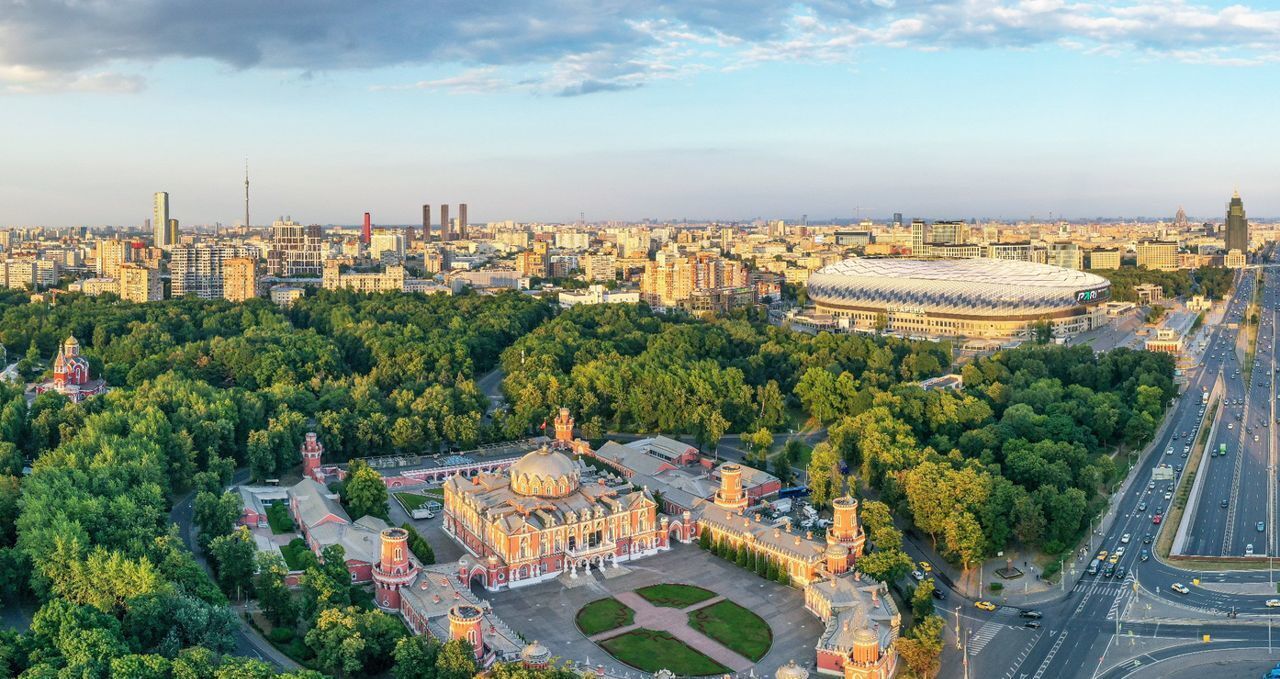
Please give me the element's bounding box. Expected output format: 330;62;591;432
244;159;250;231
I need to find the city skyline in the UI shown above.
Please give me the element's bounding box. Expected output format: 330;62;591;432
1;1;1279;224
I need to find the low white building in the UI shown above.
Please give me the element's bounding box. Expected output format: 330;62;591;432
558;284;640;308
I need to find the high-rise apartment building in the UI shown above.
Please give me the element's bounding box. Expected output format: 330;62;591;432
458;204;468;240
370;232;405;263
267;219;325;277
153;192;173;249
118;263;163;302
222;257;258;302
440;205;450;241
580;253;617;282
96;239;133;278
1225;190;1249;254
422;205;431;241
1136;240;1179;272
171;243;258;299
641;249;747;309
910;220;930;255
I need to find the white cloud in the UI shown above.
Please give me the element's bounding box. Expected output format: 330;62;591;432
1;1;1278;95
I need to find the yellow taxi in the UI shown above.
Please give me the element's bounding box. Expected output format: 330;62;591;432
919;561;933;573
1108;553;1120;564
1096;550;1108;561
975;601;997;612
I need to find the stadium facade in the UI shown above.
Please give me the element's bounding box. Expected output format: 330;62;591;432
806;258;1111;339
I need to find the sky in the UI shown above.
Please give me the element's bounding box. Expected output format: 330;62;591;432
1;0;1279;226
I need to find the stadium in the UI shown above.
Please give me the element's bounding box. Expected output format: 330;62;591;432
805;258;1112;339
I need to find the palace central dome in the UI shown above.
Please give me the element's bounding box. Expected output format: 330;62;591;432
508;446;580;498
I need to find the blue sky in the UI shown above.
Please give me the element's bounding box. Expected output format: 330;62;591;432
1;1;1278;226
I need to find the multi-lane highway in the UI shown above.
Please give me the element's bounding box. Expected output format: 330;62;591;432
1181;268;1273;557
952;264;1280;679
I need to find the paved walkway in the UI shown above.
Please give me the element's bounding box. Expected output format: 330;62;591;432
589;592;753;672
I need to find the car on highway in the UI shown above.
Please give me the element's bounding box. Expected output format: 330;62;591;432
1153;514;1163;524
1086;561;1099;575
1143;534;1152;544
1260;521;1268;532
975;601;997;611
1104;564;1115;577
1139;549;1149;561
1108;553;1120;564
1171;583;1190;594
931;584;946;600
1024;620;1041;629
1138;501;1147;511
1164;492;1173;500
1019;610;1043;619
1121;533;1131;544
918;561;932;573
1148;481;1156;490
1266;599;1280;608
1247;544;1256;556
1116;566;1127;579
1222;499;1230;508
911;570;925;581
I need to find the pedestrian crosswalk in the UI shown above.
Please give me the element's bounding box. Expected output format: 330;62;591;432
968;618;1004;654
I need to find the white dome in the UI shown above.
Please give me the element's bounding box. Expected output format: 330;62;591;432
509;446;580;497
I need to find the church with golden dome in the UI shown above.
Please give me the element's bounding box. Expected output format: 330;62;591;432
442;442;669;590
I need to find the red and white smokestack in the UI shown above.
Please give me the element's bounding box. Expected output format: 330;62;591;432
362;212;371;244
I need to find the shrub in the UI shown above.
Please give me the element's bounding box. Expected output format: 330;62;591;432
268;627;295;643
989;582;1003;592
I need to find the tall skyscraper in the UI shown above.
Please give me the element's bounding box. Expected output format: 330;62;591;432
153;192;172;248
892;213;903;229
1225;190;1248;254
422;204;431;241
167;219;180;246
458;203;468;240
362;212;372;245
441;204;450;240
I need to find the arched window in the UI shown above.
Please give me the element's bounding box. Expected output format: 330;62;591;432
394;547;403;562
468;629;478;646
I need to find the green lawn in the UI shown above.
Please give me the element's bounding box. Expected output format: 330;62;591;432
395;492;434;511
634;583;716;609
280;538;312;571
266;503;295;534
597;629;730;675
575;597;635;636
687;600;773;662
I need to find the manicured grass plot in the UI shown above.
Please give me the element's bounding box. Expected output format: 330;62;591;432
598;629;731;675
687;599;773;662
633;583;716;608
395;492;432;511
574;597;635;636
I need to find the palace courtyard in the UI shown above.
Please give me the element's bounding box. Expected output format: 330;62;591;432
483;544;823;675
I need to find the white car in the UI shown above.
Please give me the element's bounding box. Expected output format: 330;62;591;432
1120;533;1131;544
1171;583;1190;594
1266;599;1280;608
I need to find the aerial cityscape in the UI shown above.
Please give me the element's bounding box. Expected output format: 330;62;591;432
3;3;1280;679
